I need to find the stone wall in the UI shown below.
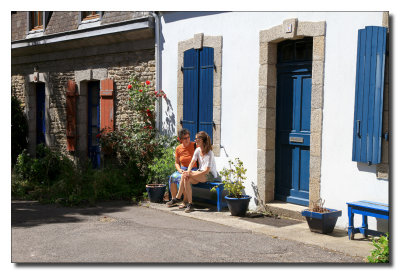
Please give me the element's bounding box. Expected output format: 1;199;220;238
45;12;80;35
11;11;150;41
11;12;27;41
102;11;150;25
11;48;155;158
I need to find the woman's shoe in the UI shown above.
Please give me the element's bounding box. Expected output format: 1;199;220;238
166;198;182;207
178;202;188;209
185;203;194;213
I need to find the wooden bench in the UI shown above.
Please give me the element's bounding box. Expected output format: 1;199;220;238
346;200;389;240
192;182;227;212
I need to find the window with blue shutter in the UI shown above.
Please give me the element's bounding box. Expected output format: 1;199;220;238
352;26;387;165
181;47;214;142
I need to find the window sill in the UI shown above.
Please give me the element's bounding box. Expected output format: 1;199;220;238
26;29;44;39
78;18;101;30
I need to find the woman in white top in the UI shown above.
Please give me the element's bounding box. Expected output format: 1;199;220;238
167;131;218;213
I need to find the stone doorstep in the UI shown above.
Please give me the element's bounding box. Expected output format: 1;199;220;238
264;200;307;221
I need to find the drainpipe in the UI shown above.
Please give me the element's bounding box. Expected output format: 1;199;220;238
151;11;162;133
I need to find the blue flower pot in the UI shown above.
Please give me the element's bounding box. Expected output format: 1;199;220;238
146;184;166;203
225;195;252;216
301;209;342;234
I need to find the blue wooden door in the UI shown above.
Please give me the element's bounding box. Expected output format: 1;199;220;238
36;83;46;145
88;81;101;168
182;47;214;142
275;38;312;206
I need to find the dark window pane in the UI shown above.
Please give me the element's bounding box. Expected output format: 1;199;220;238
295;40;313;61
82;11;101;20
295;41;306;60
31;11;43;30
281;43;294;62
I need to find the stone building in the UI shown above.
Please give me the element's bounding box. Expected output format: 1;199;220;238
11;11;156;166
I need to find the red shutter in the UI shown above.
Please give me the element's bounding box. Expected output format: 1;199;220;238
66;80;77;151
100;79;114;134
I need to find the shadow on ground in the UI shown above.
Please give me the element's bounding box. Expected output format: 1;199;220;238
11;200;133;228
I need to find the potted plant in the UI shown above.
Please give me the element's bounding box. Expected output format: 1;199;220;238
301;199;342;234
146;145;176;203
213;158;251;216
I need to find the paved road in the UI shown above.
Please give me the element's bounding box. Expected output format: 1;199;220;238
12;201;364;263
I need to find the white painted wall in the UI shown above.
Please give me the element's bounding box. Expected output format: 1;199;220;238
159;11;388;230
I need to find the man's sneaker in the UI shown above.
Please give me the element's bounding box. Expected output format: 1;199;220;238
185;203;194;213
166;198;181;207
178;202;188;209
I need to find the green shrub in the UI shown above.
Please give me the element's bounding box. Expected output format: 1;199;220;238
11;96;28;166
12;148;149;206
367;233;389;263
147;145;177;185
14;144;72;185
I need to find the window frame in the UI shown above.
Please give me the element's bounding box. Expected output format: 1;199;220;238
26;11;52;35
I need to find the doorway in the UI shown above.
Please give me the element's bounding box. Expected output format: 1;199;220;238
88;81;100;168
275;38;313;206
36;83;46;146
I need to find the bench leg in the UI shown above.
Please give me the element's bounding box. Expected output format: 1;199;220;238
348;206;354;240
362;215;368;238
168;178;172;201
216;186;221;212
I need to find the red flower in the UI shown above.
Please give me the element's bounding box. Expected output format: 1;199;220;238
154;91;158;95
96;133;101;139
149;126;153;129
163;94;166;98
139;89;143;92
146;80;151;85
127;84;132;89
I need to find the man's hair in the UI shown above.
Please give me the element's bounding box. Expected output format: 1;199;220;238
178;128;190;140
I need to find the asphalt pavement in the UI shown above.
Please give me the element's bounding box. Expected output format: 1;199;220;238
11;200;367;263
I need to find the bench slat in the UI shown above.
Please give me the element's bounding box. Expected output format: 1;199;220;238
347;200;389;212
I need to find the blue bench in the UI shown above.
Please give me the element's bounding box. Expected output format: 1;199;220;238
192;182;227;212
347;200;389;240
168;181;227;212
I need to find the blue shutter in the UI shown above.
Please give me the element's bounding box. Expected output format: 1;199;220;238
198;47;214;142
352;26;387;164
182;49;199;141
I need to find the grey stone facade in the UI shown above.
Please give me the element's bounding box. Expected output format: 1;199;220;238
11;11;155;162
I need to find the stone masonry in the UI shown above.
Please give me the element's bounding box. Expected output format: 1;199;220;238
11;11;155;162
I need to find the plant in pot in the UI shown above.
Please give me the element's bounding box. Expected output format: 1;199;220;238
146;144;177;203
213;158;251;216
301;199;342;234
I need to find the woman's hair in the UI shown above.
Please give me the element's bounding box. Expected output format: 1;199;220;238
196;131;212;154
178;128;190;140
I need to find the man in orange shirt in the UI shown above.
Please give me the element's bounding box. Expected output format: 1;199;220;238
167;128;197;209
